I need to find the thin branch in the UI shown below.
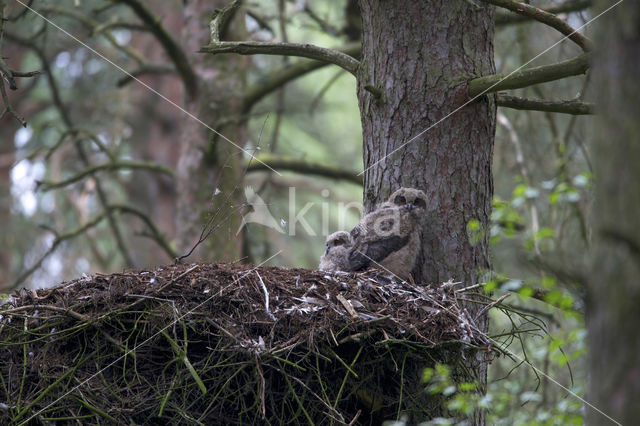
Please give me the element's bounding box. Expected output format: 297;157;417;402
497;93;594;115
109;204;177;260
38;6;146;64
245;10;274;35
303;2;340;36
116;64;175;87
0;79;26;126
116;0;197;98
483;0;592;51
5;0;34;21
467;53;589;98
200;41;360;75
243;42;360;111
37;161;174;192
246;155;362;185
0;57;18;90
496;0;592;26
5;29;135;267
46;128;116;162
12;214;107;288
8;70;42;78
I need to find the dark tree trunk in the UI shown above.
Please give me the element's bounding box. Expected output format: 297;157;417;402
176;0;248;262
588;2;640;424
357;0;495;423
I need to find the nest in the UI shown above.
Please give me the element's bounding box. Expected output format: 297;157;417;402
0;262;489;425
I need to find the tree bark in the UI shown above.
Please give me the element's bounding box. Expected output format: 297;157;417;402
588;1;640;424
357;1;495;423
176;0;247;261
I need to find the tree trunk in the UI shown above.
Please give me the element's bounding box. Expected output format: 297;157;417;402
176;0;247;262
588;2;640;424
357;0;495;423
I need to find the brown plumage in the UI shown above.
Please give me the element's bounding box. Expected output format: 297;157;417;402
318;231;352;272
348;188;428;280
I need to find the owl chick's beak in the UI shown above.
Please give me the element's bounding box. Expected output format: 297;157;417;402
324;244;330;255
405;202;415;212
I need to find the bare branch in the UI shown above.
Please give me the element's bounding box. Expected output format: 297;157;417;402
39;6;146;64
12;214;107;288
37;161;174;192
303;2;340;36
0;57;18;90
115;0;197;98
497;93;594;115
496;0;592;26
467;53;589;98
116;64;176;87
109;204;177;260
246;155;362;186
246;10;274;35
5;29;135;267
243;42;360;111
483;0;592;51
200;41;360;76
0;79;26;126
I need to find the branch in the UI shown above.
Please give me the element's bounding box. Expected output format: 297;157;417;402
246;155;362;185
12;214;107;288
0;57;18;90
37;161;174;192
497;93;594;115
200;41;360;76
243;42;360;111
483;0;592;52
109;204;177;260
4;30;135;267
467;53;589;98
116;0;197;98
39;6;146;64
116;64;175;87
0;79;26;126
209;0;241;42
496;0;592;26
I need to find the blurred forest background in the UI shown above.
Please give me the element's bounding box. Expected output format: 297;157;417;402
0;0;612;423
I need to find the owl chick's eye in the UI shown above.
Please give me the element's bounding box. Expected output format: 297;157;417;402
414;198;426;208
334;240;344;246
394;195;406;205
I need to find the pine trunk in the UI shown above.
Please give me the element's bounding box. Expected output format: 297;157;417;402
357;1;496;423
588;1;640;424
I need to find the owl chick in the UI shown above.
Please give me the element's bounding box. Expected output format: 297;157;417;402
318;231;352;272
348;187;428;280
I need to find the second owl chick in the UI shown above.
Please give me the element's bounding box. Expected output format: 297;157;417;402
318;231;352;272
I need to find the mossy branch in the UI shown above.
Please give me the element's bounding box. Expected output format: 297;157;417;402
37;161;174;192
497;93;594;115
243;42;360;112
468;53;589;98
200;41;360;76
496;0;592;26
483;0;592;51
246;155;362;185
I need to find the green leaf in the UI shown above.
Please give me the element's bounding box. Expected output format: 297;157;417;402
541;276;556;289
513;184;528;198
518;286;534;298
